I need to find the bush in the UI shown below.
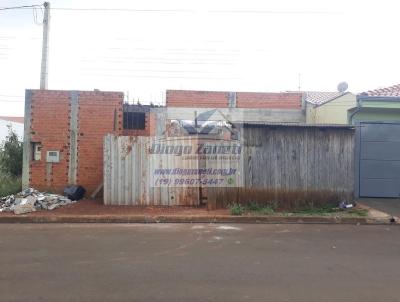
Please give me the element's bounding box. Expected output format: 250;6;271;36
229;203;245;216
0;172;21;197
256;206;275;215
0;125;23;177
246;202;262;211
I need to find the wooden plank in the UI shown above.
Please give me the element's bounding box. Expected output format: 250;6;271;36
103;127;355;206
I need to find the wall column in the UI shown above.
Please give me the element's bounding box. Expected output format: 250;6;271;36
68;91;79;185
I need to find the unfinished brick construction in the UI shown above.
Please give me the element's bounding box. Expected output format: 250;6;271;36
166;90;303;109
22;90;123;195
22;88;305;196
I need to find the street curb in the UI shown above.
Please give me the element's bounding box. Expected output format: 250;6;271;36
0;215;397;224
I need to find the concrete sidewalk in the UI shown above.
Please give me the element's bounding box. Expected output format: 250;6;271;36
0;199;397;224
358;198;400;218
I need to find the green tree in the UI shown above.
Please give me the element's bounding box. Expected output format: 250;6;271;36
0;125;23;177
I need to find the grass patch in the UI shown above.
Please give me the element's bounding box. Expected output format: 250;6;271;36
228;202;368;217
287;206;368;217
229;203;245;216
256;207;275;215
291;205;339;216
344;208;368;217
215;188;351;211
229;202;275;216
0;173;21;198
246;202;275;215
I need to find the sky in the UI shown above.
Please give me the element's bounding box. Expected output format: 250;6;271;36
0;0;399;116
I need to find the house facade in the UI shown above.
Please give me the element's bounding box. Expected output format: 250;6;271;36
349;84;400;198
349;84;400;124
305;91;356;124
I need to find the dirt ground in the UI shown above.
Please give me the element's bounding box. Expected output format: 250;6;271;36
0;198;230;217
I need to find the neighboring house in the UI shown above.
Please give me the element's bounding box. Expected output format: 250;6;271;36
0;116;24;142
348;84;400;198
348;84;400;124
305;91;356;124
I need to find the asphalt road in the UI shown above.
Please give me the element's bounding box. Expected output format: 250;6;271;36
0;224;399;302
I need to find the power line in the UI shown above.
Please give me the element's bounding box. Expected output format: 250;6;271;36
0;6;191;13
0;94;24;98
0;4;43;11
0;5;340;15
210;9;340;15
81;60;233;66
81;73;239;80
0;99;24;102
50;8;338;14
52;7;192;13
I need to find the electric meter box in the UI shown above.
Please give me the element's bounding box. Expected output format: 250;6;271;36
46;151;60;163
33;143;42;161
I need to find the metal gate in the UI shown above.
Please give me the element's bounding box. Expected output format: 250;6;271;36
359;122;400;198
103;135;244;206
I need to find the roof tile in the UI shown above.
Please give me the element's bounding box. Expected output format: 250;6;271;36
304;91;346;105
360;84;400;97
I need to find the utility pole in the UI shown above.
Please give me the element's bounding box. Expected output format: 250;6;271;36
40;2;50;89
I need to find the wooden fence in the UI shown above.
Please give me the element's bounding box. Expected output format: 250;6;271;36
103;125;355;208
208;124;355;209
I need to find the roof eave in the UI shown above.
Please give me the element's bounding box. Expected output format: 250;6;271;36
357;95;400;102
306;92;352;107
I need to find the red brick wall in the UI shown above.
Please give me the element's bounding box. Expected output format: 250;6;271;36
166;90;229;107
236;92;302;109
28;90;123;195
77;92;123;194
30;90;71;192
166;90;302;109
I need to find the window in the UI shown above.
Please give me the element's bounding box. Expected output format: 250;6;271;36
123;112;146;130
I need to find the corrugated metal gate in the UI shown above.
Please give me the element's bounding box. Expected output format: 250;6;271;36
103;135;243;206
359;122;400;198
104;135;199;206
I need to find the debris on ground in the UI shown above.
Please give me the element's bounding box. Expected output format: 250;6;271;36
0;188;77;215
339;200;356;209
63;185;86;201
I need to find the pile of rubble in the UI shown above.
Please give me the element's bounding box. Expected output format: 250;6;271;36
0;188;77;215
